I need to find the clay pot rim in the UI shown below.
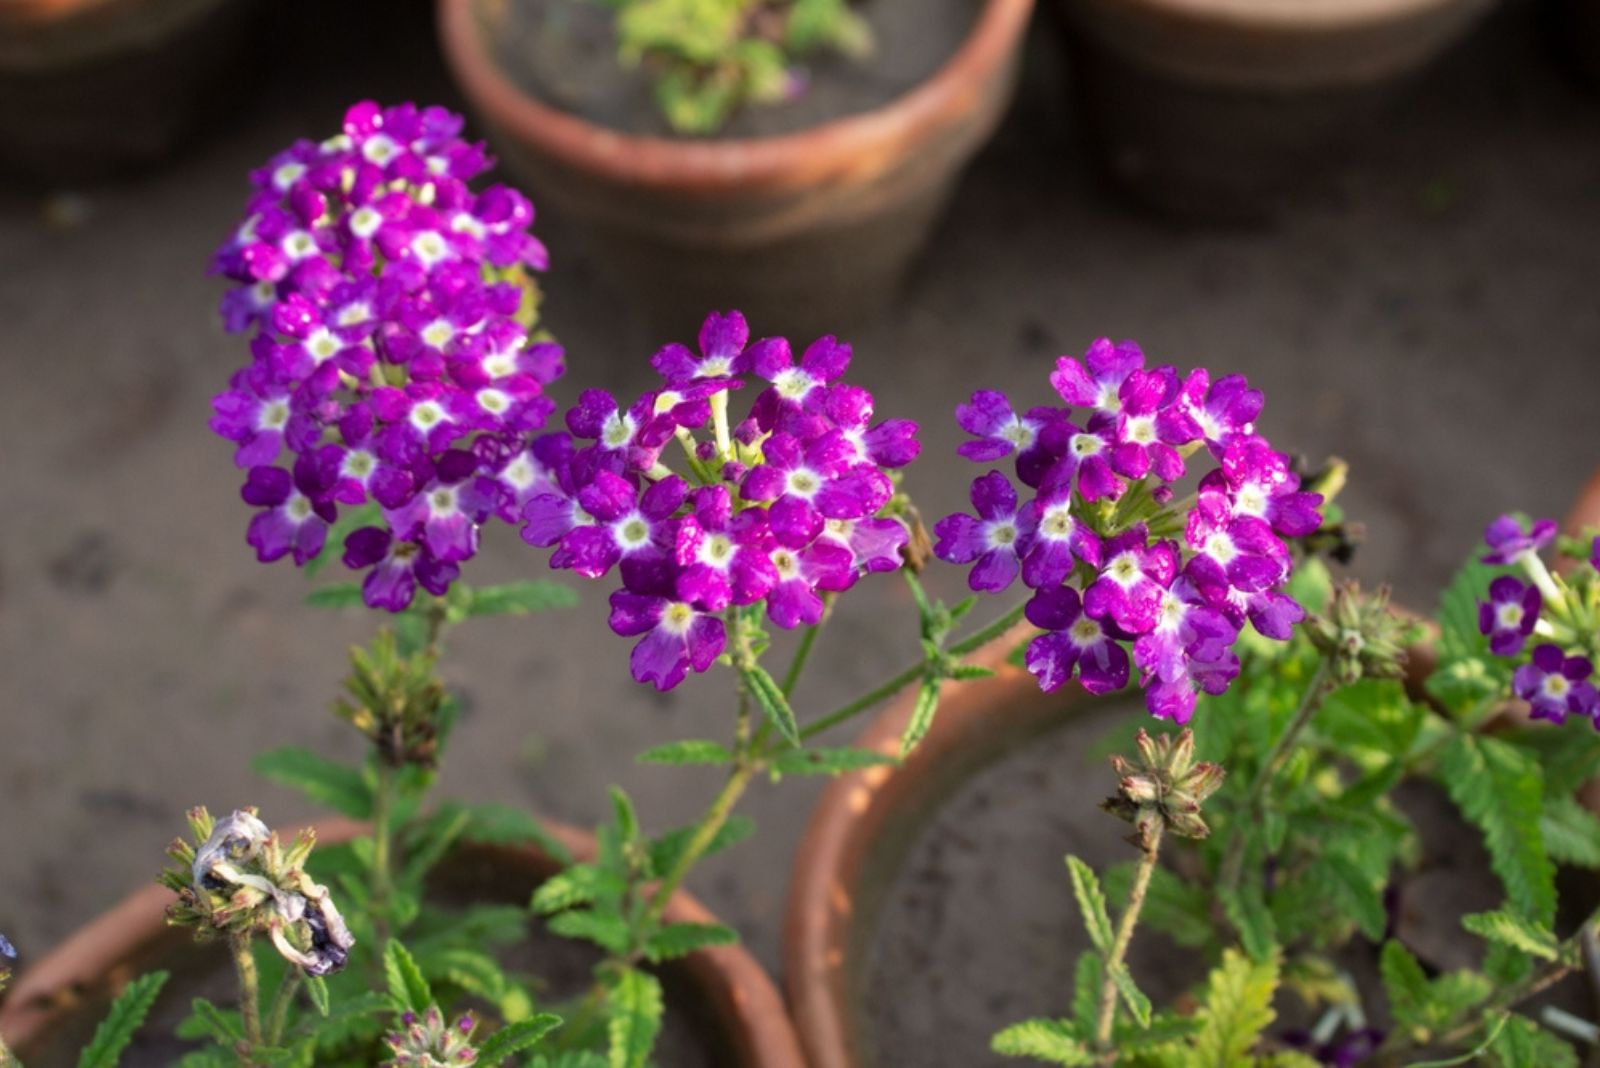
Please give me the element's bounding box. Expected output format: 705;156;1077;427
0;0;117;25
1070;0;1476;33
434;0;1034;197
0;815;806;1068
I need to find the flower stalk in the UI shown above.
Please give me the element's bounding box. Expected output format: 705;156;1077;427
229;930;265;1055
1094;821;1163;1051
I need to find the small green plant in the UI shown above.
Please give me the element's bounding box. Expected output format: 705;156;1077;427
0;941;169;1068
600;0;873;133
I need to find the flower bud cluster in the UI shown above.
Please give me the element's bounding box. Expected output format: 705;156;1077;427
1101;728;1225;850
382;1005;479;1066
518;310;920;690
210;102;564;611
161;808;354;977
1305;583;1409;688
1476;515;1600;726
934;340;1323;723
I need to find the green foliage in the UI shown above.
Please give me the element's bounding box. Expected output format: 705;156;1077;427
603;966;663;1068
1103;862;1214;950
1539;795;1600;867
384;940;434;1015
1379;940;1493;1043
991;1018;1096;1064
740;658;800;746
1427;558;1514;715
444;801;576;865
1066;855;1113;953
1188;948;1281;1068
649;813;754;875
459;580;577;617
643;921;738;962
1485;1013;1579;1068
1460;910;1560;961
477;1013;563;1066
636;739;733;765
252;746;372;819
305;583;366;609
769;745;897;776
1435;733;1555;925
78;971;170;1068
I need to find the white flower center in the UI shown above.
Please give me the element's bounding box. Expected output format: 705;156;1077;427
1235;484;1268;518
410;401;447;431
411;231;448;266
1070;433;1104;459
349;207;383;239
251;280;277;306
700;533;735;567
501;455;539;491
286;493;313;522
341;450;376;480
615;514;652;551
362;134;400;165
272;162;307;191
660;601;695;635
772;549;800;580
1097;383;1121;413
602;411;636;449
1070;617;1103;645
450;212;486;239
281;230;317;261
1158;592;1184;629
420;320;455;349
1040;504;1074;540
307;328;341;364
320;133;352;153
1107;552;1141;587
1496;603;1524;630
258;400;290;431
1204;532;1239;567
773;368;814;402
476;389;511;415
986;522;1018;550
1125;415;1156;446
1543;675;1571;700
336;301;372;327
699;355;733;378
1195;408;1223;442
1000;420;1036;449
483;350;517;378
785;468;821;499
429;487;459;516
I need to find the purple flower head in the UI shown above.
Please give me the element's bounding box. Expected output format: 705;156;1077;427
1205;438;1324;539
1184;494;1291;605
557;472;687;584
1083;528;1177;635
1024;585;1131;695
955;390;1066;488
674;487;777;611
1133;580;1241;724
608;589;727;692
1105;366;1188;484
933;471;1037;593
651;310;751;387
1049;338;1145;420
1478;576;1541;657
764;541;852;630
1482;514;1558;566
1513;644;1599;725
1174;369;1262;456
1591;534;1599;571
1020;488;1103;589
740;430;892;547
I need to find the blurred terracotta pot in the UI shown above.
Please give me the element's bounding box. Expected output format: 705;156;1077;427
1054;0;1496;220
0;818;806;1067
0;0;262;184
435;0;1033;339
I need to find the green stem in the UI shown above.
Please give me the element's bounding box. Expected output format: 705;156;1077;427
1094;823;1164;1052
371;760;398;950
229;932;264;1059
1218;658;1333;897
265;967;303;1047
782;623;822;699
641;761;759;932
794;600;1029;744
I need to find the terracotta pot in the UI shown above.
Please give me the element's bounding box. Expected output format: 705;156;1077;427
0;0;262;185
0;817;806;1068
1054;0;1496;220
434;0;1033;339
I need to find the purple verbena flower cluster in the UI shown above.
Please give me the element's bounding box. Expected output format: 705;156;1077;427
934;339;1323;724
1476;514;1600;727
210;102;563;610
518;311;919;691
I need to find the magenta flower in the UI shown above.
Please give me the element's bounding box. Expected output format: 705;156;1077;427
1479;576;1541;657
1482;514;1558;566
1174;369;1262;456
739;430;892;547
1023;585;1131;695
934;471;1037;593
1049;338;1145;421
342;527;459;611
955;390;1065;487
1513;644;1599;725
608;589;727;692
242;465;332;565
651;309;752;386
1083;528;1177;635
1021;488;1102;589
1133;580;1241;724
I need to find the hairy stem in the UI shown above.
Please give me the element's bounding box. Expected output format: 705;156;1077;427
781;623;823;699
641;761;759;932
795;600;1029;744
229;932;264;1057
265;967;303;1047
1218;658;1333;896
370;760;398;950
1094;823;1164;1052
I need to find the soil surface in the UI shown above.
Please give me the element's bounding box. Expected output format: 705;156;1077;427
860;712;1599;1067
481;0;982;138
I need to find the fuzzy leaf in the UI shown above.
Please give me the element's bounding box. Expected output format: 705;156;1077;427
77;971;169;1068
768;746;897;776
1314;851;1387;941
383;940;433;1014
1539;794;1600;868
252;747;372;819
1112;966;1153;1029
1219;884;1276;963
741;661;799;747
549;910;632;955
1487;1013;1579;1068
305;975;330;1017
1379;941;1433;1036
605;966;662;1068
991;1018;1096;1064
531;864;605;915
1066;855;1114;954
465;580;577;616
649;814;754;876
636;740;732;766
1191;948;1280;1068
477;1013;563;1066
643;922;737;962
1461;910;1560;961
1071;952;1103;1032
900;677;942;757
305;583;366;609
1437;733;1555;925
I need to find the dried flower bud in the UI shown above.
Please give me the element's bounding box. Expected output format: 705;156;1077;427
337;630;450;769
382;1004;479;1066
161;807;354;977
1101;728;1225;851
1306;583;1409;687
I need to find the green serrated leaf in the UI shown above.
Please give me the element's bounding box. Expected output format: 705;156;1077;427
178;997;240;1044
1070;952;1103;1033
604;966;663;1068
1066;855;1114;954
1379;940;1432;1037
1437;733;1555;924
1219;883;1276;963
768;746;896;776
900;677;942;757
1487;1012;1579;1068
305;583;367;609
991;1018;1096;1064
742;661;799;746
636;740;733;766
383;940;433;1015
1462;909;1560;961
303;974;330;1017
252;747;372;819
77;971;169;1068
1112;965;1153;1029
449;802;574;866
478;1013;563;1066
466;580;578;617
1540;794;1600;868
650;814;754;876
549;910;632;955
1314;851;1387;941
1191;948;1280;1068
531;865;605;915
643;922;738;962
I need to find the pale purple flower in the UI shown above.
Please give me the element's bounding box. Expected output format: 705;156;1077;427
1023;585;1131;695
933;471;1037;593
1479;576;1541;657
1513;644;1599;724
608;590;727;691
1082;528;1177;635
955;390;1065;487
1020;488;1102;589
1049;338;1145;420
813;517;909;589
1174;368;1262;456
1482;514;1558;566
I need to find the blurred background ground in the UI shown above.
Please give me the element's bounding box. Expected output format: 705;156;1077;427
0;0;1597;981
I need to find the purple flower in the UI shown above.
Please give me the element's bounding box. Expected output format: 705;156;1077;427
387;475;495;564
242;465;333;565
342;527;459;611
1020;488;1102;589
814;517;909;589
1513;644;1599;725
673;487;777;611
750;334;852;425
557;472;686;582
1482;514;1558;566
1206;438;1323;539
608;590;726;691
764;541;852;630
1174;369;1262;456
651;310;751;386
1049;338;1145;420
1184;495;1290;604
955;390;1064;487
740;430;892;546
1104;366;1188;483
1133;580;1241;724
1083;528;1177;635
1478;576;1541;657
1591;534;1599;571
1023;585;1131;695
933;471;1037;593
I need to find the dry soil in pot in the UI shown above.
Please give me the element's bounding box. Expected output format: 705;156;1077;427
483;0;982;139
